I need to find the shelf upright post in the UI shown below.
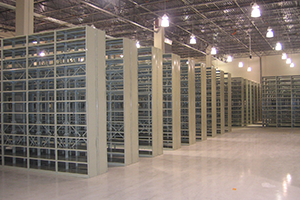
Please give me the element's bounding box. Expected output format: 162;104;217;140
137;47;163;157
162;53;181;149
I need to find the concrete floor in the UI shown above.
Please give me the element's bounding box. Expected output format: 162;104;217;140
1;127;300;200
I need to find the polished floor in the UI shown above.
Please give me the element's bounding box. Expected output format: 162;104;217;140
1;127;300;200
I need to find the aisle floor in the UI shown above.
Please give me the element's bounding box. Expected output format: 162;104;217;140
1;127;300;200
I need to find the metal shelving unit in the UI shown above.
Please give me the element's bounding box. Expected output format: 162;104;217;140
216;69;225;134
1;26;107;177
180;59;195;145
231;77;246;126
262;75;300;127
162;54;181;149
137;47;163;157
224;72;232;132
106;38;139;165
206;67;217;137
195;63;207;141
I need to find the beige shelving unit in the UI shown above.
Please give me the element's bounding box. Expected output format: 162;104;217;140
0;26;107;177
224;72;232;132
195;63;207;141
216;69;225;134
106;38;139;165
162;53;181;150
206;67;217;137
180;58;196;145
137;47;163;157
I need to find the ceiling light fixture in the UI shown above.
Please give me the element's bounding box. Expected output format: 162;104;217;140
247;66;252;72
290;63;295;68
39;51;46;57
282;53;287;59
227;55;233;62
266;27;274;38
275;42;282;51
190;34;196;44
251;3;261;18
161;14;169;27
211;47;217;55
239;62;244;68
136;41;141;48
286;58;292;64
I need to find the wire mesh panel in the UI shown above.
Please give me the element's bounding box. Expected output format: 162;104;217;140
106;38;138;165
224;72;232;132
137;47;163;157
195;63;207;141
1;26;107;177
162;54;181;150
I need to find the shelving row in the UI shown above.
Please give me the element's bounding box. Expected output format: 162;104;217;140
206;67;217;137
224;72;232;132
137;47;163;156
180;59;196;145
162;54;181;149
106;38;138;165
195;63;207;141
231;77;261;126
0;26;107;177
262;75;300;127
216;69;225;134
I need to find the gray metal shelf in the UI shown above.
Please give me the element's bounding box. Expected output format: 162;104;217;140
224;72;232;132
216;69;225;134
206;67;217;137
1;26;107;177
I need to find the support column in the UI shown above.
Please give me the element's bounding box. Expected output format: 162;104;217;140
16;0;34;35
154;19;165;53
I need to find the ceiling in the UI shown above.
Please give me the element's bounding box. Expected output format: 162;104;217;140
0;0;300;60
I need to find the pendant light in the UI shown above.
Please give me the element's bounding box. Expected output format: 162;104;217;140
275;42;282;51
251;3;261;18
211;47;217;55
266;27;274;38
161;14;169;27
247;67;252;72
290;63;295;68
227;55;233;62
190;34;196;44
286;58;292;64
282;53;287;59
136;41;141;48
239;62;244;68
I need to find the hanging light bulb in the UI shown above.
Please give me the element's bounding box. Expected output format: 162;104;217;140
227;55;233;62
161;14;169;27
286;58;292;64
251;3;261;18
136;41;141;48
190;34;196;44
211;47;217;55
239;62;244;68
282;53;287;59
247;66;252;72
266;27;274;38
290;63;295;68
275;42;282;51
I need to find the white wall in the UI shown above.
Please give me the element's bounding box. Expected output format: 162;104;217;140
211;53;300;83
261;53;300;76
212;57;261;83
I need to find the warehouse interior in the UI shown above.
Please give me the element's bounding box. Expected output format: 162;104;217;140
1;0;300;199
